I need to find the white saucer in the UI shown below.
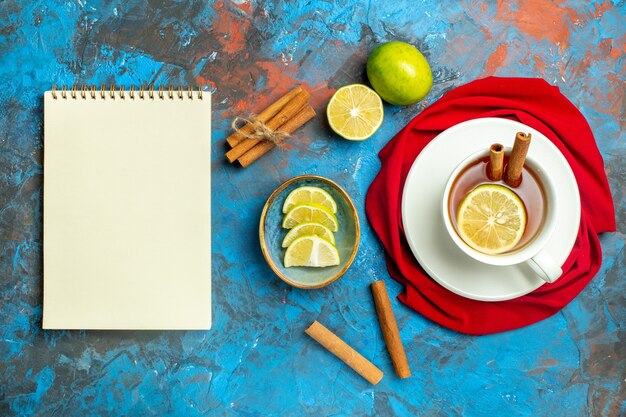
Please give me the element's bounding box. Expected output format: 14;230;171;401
401;118;581;301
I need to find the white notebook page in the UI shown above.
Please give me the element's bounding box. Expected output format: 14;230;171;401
43;89;211;330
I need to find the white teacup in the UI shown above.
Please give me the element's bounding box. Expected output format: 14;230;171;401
442;149;562;283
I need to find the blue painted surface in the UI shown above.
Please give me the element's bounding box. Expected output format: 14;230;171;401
0;1;624;416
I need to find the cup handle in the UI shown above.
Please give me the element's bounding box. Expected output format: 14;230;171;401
526;251;562;284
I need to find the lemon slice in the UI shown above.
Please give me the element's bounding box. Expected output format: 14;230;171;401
284;235;340;267
282;204;338;231
283;186;337;214
457;184;527;255
327;84;384;141
282;222;336;248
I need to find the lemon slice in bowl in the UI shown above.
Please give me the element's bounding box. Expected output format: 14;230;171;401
327;84;384;141
284;235;340;267
282;204;338;231
457;184;527;255
282;222;336;248
282;186;337;214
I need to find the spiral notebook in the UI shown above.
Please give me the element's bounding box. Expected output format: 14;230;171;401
43;86;212;330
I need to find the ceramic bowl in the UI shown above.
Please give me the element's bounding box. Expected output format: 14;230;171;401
259;175;360;289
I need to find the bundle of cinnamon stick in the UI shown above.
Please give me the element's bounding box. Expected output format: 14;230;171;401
225;87;316;167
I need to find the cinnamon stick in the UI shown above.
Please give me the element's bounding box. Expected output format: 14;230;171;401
488;143;504;181
226;90;310;163
238;105;316;168
226;86;303;148
504;132;531;187
305;321;384;385
371;280;411;379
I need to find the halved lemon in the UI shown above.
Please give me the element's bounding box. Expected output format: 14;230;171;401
284;235;340;267
457;184;527;255
327;84;384;141
282;222;336;248
282;186;337;214
282;204;338;232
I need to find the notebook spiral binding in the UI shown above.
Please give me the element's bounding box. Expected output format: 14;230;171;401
50;84;204;100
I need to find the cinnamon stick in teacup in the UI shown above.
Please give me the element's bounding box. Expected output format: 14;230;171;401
488;143;504;181
504;132;531;187
305;321;384;385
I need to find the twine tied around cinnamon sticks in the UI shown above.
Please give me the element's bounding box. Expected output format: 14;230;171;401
230;115;290;148
225;86;316;167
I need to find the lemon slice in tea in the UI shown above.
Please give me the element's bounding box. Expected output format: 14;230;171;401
282;222;336;248
327;84;384;141
284;235;340;268
457;184;527;255
282;204;339;232
282;186;337;214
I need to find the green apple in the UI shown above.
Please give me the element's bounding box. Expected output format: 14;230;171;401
366;41;432;106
